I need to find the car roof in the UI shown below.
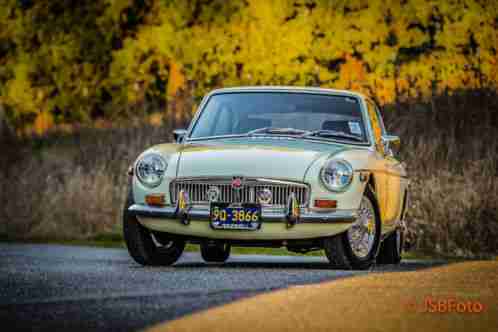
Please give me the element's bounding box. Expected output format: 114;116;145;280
208;86;367;100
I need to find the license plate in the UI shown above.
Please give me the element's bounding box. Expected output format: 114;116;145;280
210;203;261;230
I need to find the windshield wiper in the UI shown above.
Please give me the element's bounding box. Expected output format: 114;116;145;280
300;129;364;142
247;127;311;136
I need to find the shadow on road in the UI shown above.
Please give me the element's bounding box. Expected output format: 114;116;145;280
170;258;448;271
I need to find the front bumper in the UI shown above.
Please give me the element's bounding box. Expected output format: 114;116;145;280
128;204;357;223
129;204;358;240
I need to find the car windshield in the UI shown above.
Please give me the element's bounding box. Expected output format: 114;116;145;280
189;92;367;143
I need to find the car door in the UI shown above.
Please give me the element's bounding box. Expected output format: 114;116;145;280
366;99;405;231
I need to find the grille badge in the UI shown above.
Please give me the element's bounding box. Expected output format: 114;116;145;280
231;177;244;203
206;186;220;202
258;188;273;204
231;177;244;190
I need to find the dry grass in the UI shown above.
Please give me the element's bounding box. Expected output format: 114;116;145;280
1;90;497;257
406;163;498;257
385;90;498;257
1;122;180;240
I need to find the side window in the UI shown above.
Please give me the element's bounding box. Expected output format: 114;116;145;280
366;100;385;154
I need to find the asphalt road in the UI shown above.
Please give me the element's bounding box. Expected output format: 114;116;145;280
0;244;445;332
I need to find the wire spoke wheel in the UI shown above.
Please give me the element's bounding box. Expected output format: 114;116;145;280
324;187;380;270
347;196;376;259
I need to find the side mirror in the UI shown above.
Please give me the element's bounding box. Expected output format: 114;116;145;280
173;129;187;143
381;135;401;155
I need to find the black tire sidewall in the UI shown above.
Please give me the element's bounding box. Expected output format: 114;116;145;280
200;242;231;262
377;227;403;264
123;187;185;266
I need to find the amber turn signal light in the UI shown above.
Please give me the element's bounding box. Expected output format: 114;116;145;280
145;194;166;207
314;199;337;209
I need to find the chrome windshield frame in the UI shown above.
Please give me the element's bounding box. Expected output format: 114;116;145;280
184;87;375;148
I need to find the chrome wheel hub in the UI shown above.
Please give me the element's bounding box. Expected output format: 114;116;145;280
347;197;376;259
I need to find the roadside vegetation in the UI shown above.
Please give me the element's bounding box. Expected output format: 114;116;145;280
1;90;497;258
1;1;497;258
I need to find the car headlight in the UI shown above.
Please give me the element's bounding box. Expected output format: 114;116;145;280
320;160;354;192
135;153;167;188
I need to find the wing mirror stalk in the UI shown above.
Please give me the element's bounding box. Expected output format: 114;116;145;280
381;135;401;156
173;129;187;143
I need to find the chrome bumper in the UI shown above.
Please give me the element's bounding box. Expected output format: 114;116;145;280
128;204;357;224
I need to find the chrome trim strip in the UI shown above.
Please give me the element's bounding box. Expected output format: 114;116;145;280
254;178;308;186
129;205;177;218
186;135;371;147
129;204;357;224
355;168;409;179
171;176;308;186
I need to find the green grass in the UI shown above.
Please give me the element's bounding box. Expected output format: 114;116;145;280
185;243;325;256
0;233;126;249
1;233;448;259
0;236;321;256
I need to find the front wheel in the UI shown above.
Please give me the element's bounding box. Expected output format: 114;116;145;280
324;188;381;270
123;189;185;266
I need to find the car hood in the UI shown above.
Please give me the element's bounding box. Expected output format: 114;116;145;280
175;137;347;181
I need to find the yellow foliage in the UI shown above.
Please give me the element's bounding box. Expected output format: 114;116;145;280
167;61;185;97
33;110;54;136
337;55;368;89
1;0;498;132
5;61;40;116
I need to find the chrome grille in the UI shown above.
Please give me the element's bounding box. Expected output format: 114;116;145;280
170;178;309;207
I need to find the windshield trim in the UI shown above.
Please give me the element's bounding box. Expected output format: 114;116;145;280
187;134;372;147
185;91;373;147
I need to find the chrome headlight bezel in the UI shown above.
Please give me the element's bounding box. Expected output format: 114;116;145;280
320;159;354;192
135;153;167;188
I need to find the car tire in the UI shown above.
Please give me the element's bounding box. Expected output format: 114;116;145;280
123;188;185;266
376;228;403;264
200;242;231;263
324;187;381;270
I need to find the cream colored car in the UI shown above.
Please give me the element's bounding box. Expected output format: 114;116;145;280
124;87;409;269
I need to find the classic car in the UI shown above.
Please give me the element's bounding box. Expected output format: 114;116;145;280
123;86;409;270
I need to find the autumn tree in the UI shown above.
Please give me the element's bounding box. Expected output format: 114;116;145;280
0;0;496;133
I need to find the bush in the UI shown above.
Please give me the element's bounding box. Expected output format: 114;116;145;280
386;90;498;257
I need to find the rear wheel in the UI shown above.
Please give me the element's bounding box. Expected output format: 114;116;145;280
376;228;403;264
324;188;381;270
123;189;185;266
200;242;231;263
